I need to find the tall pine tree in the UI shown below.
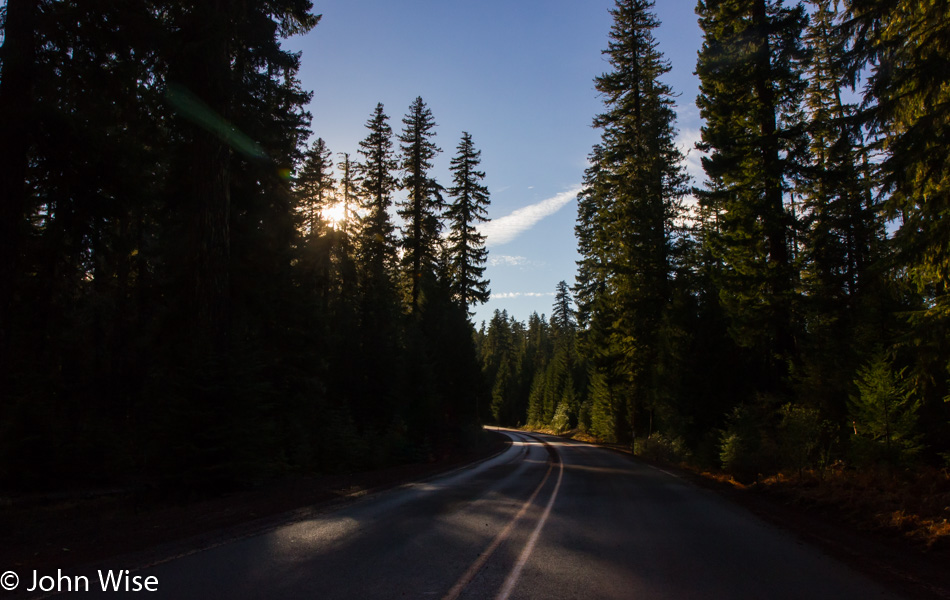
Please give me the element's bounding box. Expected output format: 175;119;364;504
797;0;887;420
695;0;808;396
445;132;491;311
356;103;399;286
296;138;335;238
843;0;950;448
397;96;443;313
575;0;688;443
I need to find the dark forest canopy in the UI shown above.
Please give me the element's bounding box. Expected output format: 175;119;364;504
0;0;491;490
1;0;948;492
481;0;950;477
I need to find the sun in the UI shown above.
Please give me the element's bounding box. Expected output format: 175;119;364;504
321;202;347;229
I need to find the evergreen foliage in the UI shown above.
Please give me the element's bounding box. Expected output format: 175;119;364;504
4;0;949;493
694;0;808;395
850;352;922;465
397;97;443;313
574;0;688;443
477;0;948;474
551;281;576;335
794;0;890;428
0;4;492;490
356;103;399;286
483;310;522;425
479;283;585;431
445;132;491;310
351;104;404;434
843;0;950;440
296;138;335;239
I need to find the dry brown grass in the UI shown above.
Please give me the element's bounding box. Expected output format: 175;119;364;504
693;469;750;489
758;466;950;550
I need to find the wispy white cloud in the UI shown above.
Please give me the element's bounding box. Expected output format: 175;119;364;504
488;255;547;269
676;127;705;225
491;291;556;300
677;126;706;187
674;102;701;126
481;186;582;247
489;255;528;267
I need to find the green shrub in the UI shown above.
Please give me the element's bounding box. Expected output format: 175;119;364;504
635;432;690;463
719;403;777;483
588;371;616;443
578;400;592;433
849;352;922;466
778;403;835;476
551;400;571;434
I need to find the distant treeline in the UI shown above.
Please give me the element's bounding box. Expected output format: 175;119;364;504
480;0;950;479
0;1;491;490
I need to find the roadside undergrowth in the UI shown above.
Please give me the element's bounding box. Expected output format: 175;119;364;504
528;427;950;551
756;466;950;551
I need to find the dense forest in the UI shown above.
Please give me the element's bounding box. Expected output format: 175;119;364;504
481;0;950;479
2;0;948;493
0;1;491;490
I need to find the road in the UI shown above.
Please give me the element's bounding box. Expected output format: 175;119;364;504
39;429;903;599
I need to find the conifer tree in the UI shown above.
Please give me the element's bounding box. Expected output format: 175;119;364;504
445;132;491;310
574;145;608;331
541;282;582;428
347;104;404;434
336;153;358;240
551;280;576;336
168;0;239;353
293;138;334;323
843;0;950;411
356;103;399;285
330;152;359;298
695;0;808;394
0;0;325;485
797;0;887;418
521;312;554;424
296;138;335;239
801;0;883;304
842;1;950;300
397;96;443;313
0;1;176;483
575;0;688;442
850;352;922;465
168;0;320;481
0;0;40;375
483;310;521;425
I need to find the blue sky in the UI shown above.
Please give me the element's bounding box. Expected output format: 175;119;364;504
282;0;706;326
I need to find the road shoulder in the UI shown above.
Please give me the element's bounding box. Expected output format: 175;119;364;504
529;429;950;600
0;430;510;575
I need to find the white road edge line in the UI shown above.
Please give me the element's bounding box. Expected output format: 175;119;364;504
646;463;681;479
494;443;564;600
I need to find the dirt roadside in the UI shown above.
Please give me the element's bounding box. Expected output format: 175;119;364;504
674;465;950;600
0;431;510;576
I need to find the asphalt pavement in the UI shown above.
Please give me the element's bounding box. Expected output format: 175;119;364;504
32;429;904;599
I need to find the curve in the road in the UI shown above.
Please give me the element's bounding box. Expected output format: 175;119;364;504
442;431;562;600
35;428;907;600
495;433;564;600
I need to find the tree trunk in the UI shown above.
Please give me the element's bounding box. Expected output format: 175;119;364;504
752;0;794;388
174;1;234;353
0;0;39;382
